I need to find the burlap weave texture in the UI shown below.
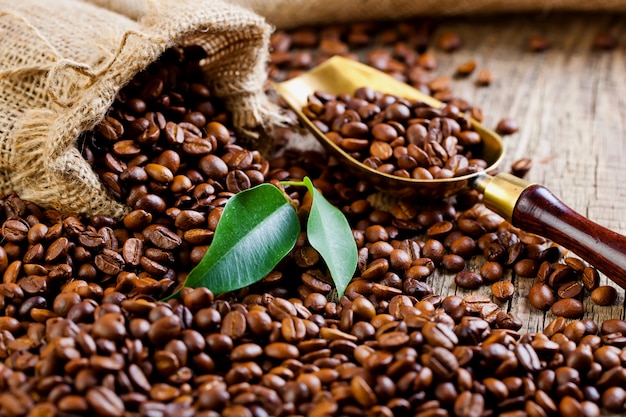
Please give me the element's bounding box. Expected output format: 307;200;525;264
0;0;278;218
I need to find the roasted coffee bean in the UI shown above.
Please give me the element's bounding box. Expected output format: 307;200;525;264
422;239;445;264
495;118;520;135
455;271;483;289
143;224;182;249
265;342;299;359
514;259;539;278
441;254;465;272
2;219;29;242
122;238;144;266
95;248;125;275
475;68;494;86
350;375;377;407
511;158;532;178
427;221;454;240
590;285;618;306
455;59;476;76
547;264;576;288
422;321;458;349
454;391;484;417
426;346;459;379
551;298;584;319
528;34;551;52
581;266;600;291
528;283;556;311
438;31;461;52
484;242;507;263
557;281;583;299
92;313;126;341
449;236;476;258
491;281;515;302
480;261;504;283
148;314;181;346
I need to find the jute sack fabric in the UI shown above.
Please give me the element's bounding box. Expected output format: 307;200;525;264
0;0;279;219
232;0;626;29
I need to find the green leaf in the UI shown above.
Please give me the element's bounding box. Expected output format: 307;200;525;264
178;183;300;295
303;177;357;298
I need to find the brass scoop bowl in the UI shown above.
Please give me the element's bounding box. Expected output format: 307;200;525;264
274;55;626;289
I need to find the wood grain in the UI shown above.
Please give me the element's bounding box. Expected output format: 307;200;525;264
423;12;626;335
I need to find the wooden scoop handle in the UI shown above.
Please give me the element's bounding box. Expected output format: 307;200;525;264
480;173;626;289
513;184;626;288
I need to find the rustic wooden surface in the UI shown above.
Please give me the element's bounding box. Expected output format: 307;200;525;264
419;12;626;335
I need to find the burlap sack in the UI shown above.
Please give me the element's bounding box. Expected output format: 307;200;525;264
0;0;280;218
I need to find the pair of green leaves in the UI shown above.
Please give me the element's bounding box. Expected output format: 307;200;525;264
166;177;357;300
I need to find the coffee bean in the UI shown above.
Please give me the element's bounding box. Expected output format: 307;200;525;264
92;313;126;340
148;314;181;346
350;375;377;407
455;270;483;289
144;163;174;184
495;118;520;135
601;386;626;413
58;395;89;413
143;224;182;250
454;390;484;417
438;31;461;52
478;261;503;283
449;236;476;258
265;342;299;360
135;193;167;213
342;298;372;323
281;316;306;343
98;115;125;140
529;34;551;52
580;266;600;291
95;248;125;275
590;285;618;306
557;281;583;299
426;346;459;379
422;321;458;349
551;298;584;319
509;158;533;178
528;284;556;311
455;60;476;76
548;264;577;288
441;254;465;272
492;281;515;302
514;259;539;278
2;219;29;242
122;238;144;266
476;68;494;86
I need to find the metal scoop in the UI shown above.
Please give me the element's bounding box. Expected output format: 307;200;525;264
274;55;626;290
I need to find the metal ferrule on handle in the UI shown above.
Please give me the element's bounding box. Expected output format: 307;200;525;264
472;173;535;223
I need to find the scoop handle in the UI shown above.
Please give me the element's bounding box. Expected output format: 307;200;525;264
479;173;626;289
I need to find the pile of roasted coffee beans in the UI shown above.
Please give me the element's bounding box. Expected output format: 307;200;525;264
303;87;487;180
0;18;623;417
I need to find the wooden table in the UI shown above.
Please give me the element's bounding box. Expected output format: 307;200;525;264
418;12;626;335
